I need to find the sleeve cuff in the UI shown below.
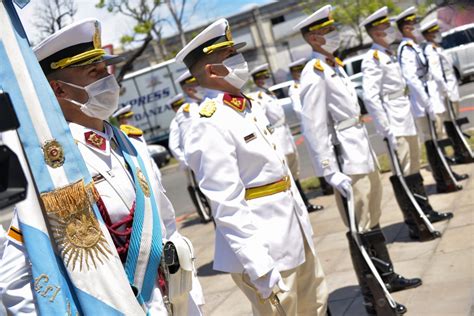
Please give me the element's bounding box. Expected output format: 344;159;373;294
235;240;274;281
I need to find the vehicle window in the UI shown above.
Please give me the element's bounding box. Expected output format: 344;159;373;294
442;27;474;49
351;59;362;75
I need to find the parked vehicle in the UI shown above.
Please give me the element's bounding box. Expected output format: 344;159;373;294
442;23;474;82
267;80;300;130
148;144;171;168
118;59;187;145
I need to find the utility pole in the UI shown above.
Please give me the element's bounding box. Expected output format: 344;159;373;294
251;6;276;84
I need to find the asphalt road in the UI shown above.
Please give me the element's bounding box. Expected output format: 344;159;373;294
1;82;474;228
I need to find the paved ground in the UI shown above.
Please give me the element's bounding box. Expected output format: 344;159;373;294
178;163;473;316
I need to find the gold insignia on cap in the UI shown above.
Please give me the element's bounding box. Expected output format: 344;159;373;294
93;21;101;49
225;23;233;41
43;140;65;168
136;168;151;197
199;100;217;118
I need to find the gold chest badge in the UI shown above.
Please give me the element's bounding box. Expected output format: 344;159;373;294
199;100;217;118
43;139;65;168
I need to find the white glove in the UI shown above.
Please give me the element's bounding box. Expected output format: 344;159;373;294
251;269;289;299
426;104;436;120
325;172;352;198
385;129;398;151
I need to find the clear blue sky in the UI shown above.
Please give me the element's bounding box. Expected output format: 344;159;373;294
17;0;274;47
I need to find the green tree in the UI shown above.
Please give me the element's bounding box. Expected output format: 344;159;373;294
96;0;168;82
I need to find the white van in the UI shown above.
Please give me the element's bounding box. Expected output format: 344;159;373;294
118;59;187;144
442;23;474;82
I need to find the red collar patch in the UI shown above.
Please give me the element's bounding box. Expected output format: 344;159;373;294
223;93;247;112
85;131;106;151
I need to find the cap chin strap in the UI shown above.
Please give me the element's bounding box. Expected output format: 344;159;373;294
309;19;334;32
203;41;234;54
50;48;106;70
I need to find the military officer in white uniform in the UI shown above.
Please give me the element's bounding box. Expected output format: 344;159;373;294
294;5;421;314
287;58;334;196
112;104;134;126
287;58;307;120
170;71;213;223
396;7;468;191
249;63;323;212
360;7;453;238
421;20;461;117
176;18;328;315
168;93;197;168
0;19;204;315
420;20;450;138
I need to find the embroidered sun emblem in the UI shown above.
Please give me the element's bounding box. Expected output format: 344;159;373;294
41;181;112;271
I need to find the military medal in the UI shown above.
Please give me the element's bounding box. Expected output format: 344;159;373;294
43;139;65;168
136;168;151;197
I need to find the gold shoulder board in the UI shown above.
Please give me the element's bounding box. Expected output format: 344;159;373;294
314;59;324;72
120;124;143;137
373;50;379;61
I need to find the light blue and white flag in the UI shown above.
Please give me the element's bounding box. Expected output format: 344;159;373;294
0;1;147;314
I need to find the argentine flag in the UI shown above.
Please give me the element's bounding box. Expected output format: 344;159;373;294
0;0;146;314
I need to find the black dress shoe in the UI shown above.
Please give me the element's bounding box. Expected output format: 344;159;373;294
426;210;454;223
386;274;422;293
436;183;462;193
307;204;324;212
453;172;469;181
396;303;407;315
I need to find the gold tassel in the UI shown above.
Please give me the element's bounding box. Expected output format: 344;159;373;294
41;179;97;218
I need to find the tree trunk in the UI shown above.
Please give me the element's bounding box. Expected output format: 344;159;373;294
116;34;153;84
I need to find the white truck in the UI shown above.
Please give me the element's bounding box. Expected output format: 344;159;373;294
118;59;187;144
442;23;474;83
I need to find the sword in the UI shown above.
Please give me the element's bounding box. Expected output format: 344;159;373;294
384;138;439;234
241;273;287;316
346;188;398;310
426;110;460;187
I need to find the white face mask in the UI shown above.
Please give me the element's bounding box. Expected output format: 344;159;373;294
220;53;250;89
60;74;120;120
382;26;397;45
433;33;442;44
322;30;340;53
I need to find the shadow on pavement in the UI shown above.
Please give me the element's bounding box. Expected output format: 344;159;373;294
180;216;205;229
197;261;227;277
424;183;438;196
328;285;368;316
382;222;420;244
306;188;333;200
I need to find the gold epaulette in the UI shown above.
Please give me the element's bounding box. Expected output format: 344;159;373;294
335;57;344;67
373;50;379;61
183;103;190;113
120;124;143;137
199;100;217;118
406;41;413;47
258;91;263;99
314;59;324;72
